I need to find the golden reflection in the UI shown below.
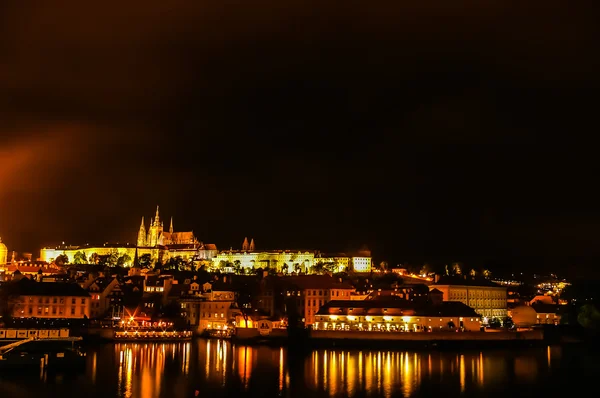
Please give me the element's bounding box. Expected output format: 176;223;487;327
125;348;133;398
347;352;356;395
330;350;338;396
184;342;190;375
402;352;414;397
358;351;363;390
222;341;228;385
377;351;382;393
206;340;211;378
323;350;329;390
459;355;465;392
237;346;253;389
547;346;551;368
91;352;97;384
279;348;284;392
365;352;373;393
478;352;484;385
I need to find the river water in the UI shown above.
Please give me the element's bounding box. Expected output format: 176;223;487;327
0;339;595;397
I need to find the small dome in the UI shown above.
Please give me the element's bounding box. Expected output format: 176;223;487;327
0;237;7;250
511;305;537;327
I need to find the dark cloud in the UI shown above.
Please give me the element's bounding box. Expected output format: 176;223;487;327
0;1;598;275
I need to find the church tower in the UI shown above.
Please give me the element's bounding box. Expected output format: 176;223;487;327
137;217;146;247
249;238;255;251
242;237;249;251
169;217;174;234
148;206;164;247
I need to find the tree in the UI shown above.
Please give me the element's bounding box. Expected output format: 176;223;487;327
139;254;152;268
577;304;600;330
483;269;492;279
89;253;99;264
323;262;337;274
379;261;389;272
451;262;462;275
55;254;69;266
117;254;132;267
503;316;514;329
106;250;119;267
73;251;87;264
419;263;432;275
282;263;289;274
470;269;477;277
488;318;502;328
293;263;301;274
233;260;242;274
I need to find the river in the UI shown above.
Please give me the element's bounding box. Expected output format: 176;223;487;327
0;339;595;397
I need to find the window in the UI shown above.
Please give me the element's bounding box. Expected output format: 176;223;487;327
81;298;86;304
60;298;64;304
53;297;58;304
72;298;76;305
81;307;85;315
71;307;75;315
52;307;57;315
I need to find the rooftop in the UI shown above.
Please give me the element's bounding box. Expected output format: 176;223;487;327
433;276;502;288
3;279;90;297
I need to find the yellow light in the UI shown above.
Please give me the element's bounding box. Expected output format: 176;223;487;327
365;316;373;322
330;315;338;321
402;316;411;323
347;316;356;321
383;316;392;322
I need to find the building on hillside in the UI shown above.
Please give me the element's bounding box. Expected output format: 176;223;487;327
5;279;91;319
0;237;7;265
314;300;482;332
368;283;430;303
0;263;63;280
40;207;216;266
430;276;508;322
280;275;355;326
314;250;373;273
531;301;562;325
198;281;239;332
86;277;124;319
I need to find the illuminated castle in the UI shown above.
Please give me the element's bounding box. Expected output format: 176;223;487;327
137;206;199;247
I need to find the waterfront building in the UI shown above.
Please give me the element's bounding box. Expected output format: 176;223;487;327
198;280;239;332
5;278;91;319
530;301;562;325
429;276;508;322
280;275;355;326
85;277;124;319
314;300;482;332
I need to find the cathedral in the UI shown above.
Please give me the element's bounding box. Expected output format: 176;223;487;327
137;206;198;247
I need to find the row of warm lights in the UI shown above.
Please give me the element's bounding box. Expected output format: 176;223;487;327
115;330;192;338
324;316;478;323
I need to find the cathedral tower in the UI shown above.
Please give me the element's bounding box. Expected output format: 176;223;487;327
169;217;174;234
242;237;249;251
249;238;255;251
137;217;146;246
147;206;164;247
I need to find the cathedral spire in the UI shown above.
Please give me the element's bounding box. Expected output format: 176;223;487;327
249;238;255;251
137;217;146;247
169;217;174;234
155;206;160;225
133;247;139;267
242;237;249;251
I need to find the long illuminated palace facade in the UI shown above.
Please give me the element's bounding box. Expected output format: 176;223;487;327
39;208;372;273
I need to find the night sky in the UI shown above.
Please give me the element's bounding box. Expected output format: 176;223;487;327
1;2;599;277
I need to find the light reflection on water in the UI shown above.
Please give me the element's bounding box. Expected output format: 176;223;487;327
0;341;592;398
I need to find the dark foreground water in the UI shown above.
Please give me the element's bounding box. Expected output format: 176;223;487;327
0;340;596;397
